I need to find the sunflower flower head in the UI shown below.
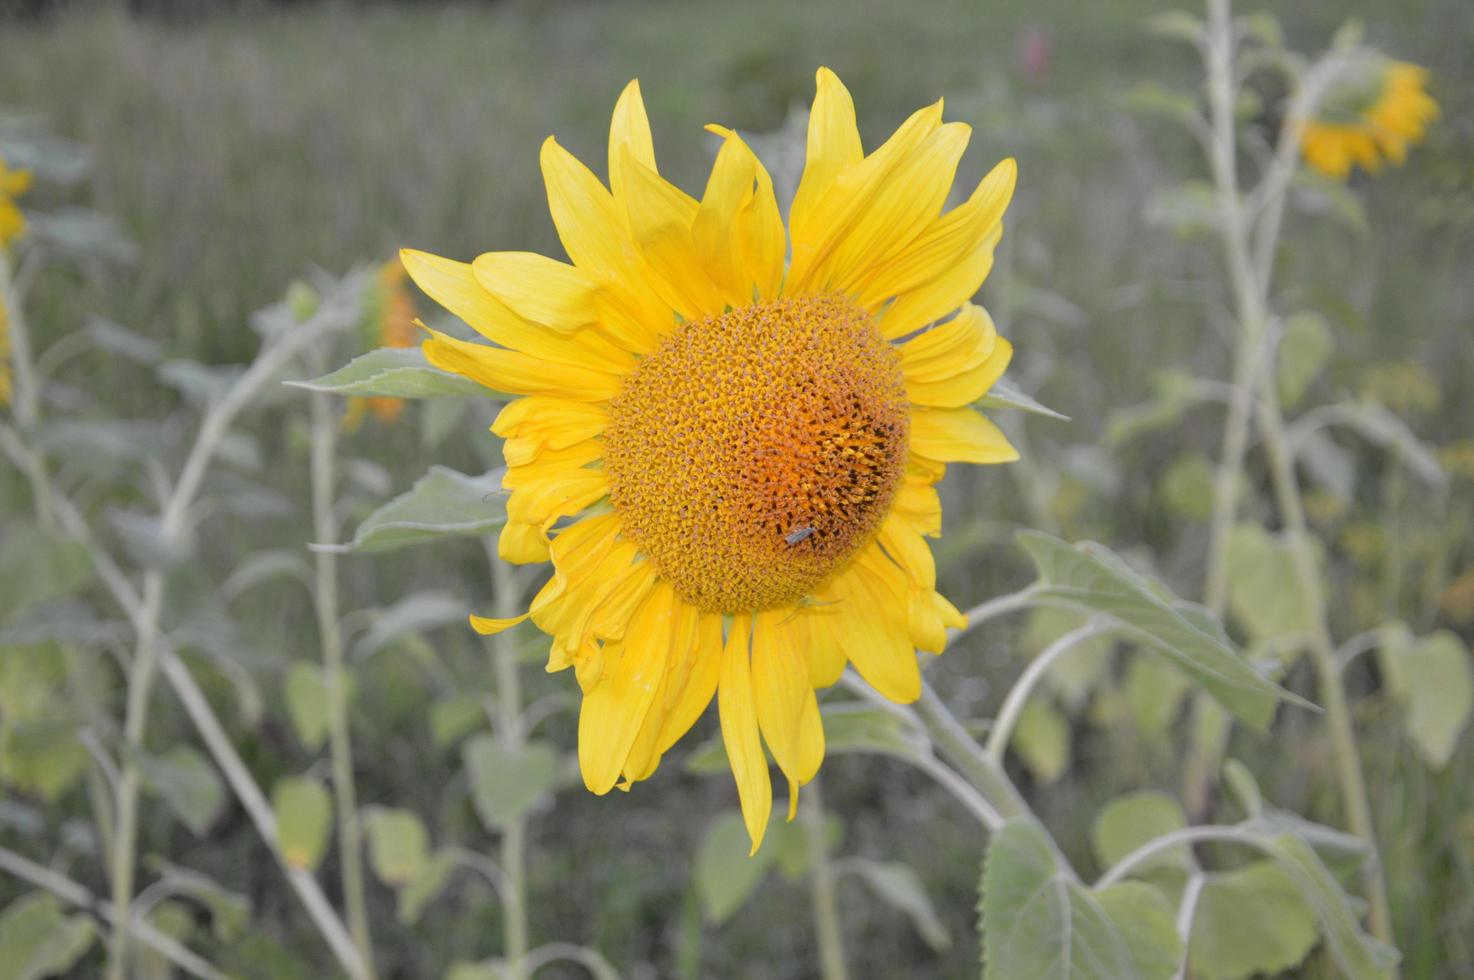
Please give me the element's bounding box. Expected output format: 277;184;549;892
1301;57;1439;180
344;256;419;431
404;69;1019;851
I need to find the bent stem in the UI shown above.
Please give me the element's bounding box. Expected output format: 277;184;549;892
486;547;530;968
984;620;1110;764
309;383;376;975
801;783;849;980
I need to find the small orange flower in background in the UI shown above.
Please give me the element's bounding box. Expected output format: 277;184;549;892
1301;59;1439;180
1;152;33;408
0;153;30;250
402;69;1019;851
343;256;418;430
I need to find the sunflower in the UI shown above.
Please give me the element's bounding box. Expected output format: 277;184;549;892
343;257;419;430
402;68;1017;850
1301;60;1438;181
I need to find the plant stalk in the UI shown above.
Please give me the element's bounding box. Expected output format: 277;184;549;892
309;385;376;976
801;783;849;980
487;548;531;969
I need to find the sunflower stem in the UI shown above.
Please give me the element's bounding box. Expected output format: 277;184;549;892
486;545;531;971
1197;0;1393;948
801;783;849;980
308;365;377;977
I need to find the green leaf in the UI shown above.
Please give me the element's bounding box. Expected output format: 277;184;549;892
1096;882;1182;980
284;663;329;752
976;375;1069;420
1145;10;1203;44
431;695;488;747
1225;523;1316;648
819;702;928;763
1392;631;1473;770
848;859;951;951
1145;182;1219;240
273;776;332;872
1188;861;1319;980
1017;531;1303;729
0;719;89;802
1021;608;1114;710
443;962;503;980
1122;83;1202;129
326;466;507;554
462;734;560;830
145;862;251;942
694;810;777;924
1328;401;1445;489
1292;170;1369;235
356;590;468;658
364;807;430;887
1103;371;1210;450
1255;834;1397;978
289;347;493;399
1011;699;1071;784
1123;653;1190;738
398;849;457;925
1221;759;1263;818
0;893;97;980
140;746;226;836
981;820;1138;979
0;522;93;624
1091;792;1192;875
1277;312;1333;409
1160;454;1215;521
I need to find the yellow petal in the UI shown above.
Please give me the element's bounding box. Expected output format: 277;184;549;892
692;128;759;307
401;249;633;371
654;610;723;755
822;121;973;294
422;329;622;403
789;67;863;250
472;251;600;332
468;613;529;635
788;98;944;292
719;614;772;854
796;689;824;783
578;584;677;794
879;221;1002;340
820;548;921;702
608;78;658;206
909;406;1019;464
751;610;810;816
502;441;604;488
618;147;723;320
540;136;629;281
859;158;1016;311
900;305;1014;408
499;520;549;563
504;470;608;530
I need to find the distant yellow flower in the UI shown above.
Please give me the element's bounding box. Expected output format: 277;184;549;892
343;257;418;430
0;154;30;250
403;69;1018;850
1301;60;1438;180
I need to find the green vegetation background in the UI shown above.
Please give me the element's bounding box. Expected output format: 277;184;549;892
1;0;1471;976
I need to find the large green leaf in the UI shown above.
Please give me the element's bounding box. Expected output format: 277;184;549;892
273;776;332;872
1016;531;1303;729
1122;653;1190;738
1188;861;1318;980
326;466;507;554
1258;835;1397;978
462;734;561;830
981;820;1138;979
288;347;493;399
0;893;97;980
1096;882;1182;980
1276;312;1333;409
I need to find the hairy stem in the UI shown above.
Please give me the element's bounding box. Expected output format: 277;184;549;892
801;784;849;980
985;621;1110;764
487;547;531;969
310;386;376;976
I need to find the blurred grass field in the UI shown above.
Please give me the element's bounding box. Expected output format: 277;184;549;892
2;0;1473;977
